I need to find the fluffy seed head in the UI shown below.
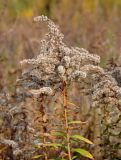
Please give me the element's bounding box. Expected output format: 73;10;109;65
19;15;102;95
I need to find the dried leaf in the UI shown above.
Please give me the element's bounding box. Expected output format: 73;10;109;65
68;120;87;124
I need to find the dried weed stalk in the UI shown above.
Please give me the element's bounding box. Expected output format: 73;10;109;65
19;15;102;159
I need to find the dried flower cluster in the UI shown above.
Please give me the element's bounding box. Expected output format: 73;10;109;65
91;67;121;159
92;74;121;107
0;91;35;159
19;15;101;96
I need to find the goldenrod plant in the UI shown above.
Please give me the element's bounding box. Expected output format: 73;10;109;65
1;15;121;160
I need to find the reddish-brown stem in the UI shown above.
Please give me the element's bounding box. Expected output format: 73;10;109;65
63;82;72;160
39;97;48;160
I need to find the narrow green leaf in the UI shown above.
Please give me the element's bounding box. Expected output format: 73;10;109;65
72;156;78;160
67;101;76;106
73;148;94;159
71;135;93;144
52;158;66;160
44;143;62;148
68;120;86;124
34;144;41;149
32;155;43;159
51;131;66;137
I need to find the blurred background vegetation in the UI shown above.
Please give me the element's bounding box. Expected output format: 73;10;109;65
0;0;121;92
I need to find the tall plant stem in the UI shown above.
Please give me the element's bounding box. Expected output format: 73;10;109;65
63;81;72;160
39;97;48;160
